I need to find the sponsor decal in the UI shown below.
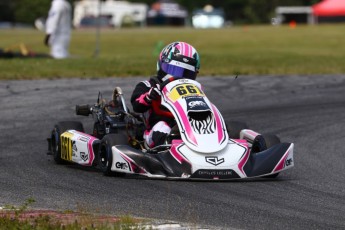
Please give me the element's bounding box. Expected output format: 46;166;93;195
72;141;77;153
191;169;240;179
183;58;189;63
115;162;130;171
181;173;190;178
168;84;204;102
186;97;209;112
285;158;293;167
198;170;233;176
205;156;225;166
188;100;207;109
78;136;90;142
80;152;88;161
72;141;78;157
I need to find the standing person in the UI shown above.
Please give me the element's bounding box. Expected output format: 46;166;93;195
44;0;72;59
131;41;201;148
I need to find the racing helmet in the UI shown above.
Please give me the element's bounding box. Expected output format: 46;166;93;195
157;41;200;81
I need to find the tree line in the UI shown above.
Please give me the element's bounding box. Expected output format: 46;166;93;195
0;0;321;26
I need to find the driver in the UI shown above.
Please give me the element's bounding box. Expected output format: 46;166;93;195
131;41;201;148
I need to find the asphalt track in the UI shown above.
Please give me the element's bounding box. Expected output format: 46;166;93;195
1;75;345;229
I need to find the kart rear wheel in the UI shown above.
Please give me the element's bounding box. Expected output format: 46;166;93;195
51;121;85;164
252;134;281;178
99;133;128;176
225;121;249;139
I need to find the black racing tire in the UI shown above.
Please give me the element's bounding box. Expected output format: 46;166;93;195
252;134;281;178
262;134;281;149
51;121;85;164
225;120;249;139
251;134;280;154
99;133;128;176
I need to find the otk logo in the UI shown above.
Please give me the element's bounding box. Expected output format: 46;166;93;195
285;158;293;167
205;156;225;166
116;162;129;170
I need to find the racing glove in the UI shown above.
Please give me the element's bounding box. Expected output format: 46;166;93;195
145;86;161;103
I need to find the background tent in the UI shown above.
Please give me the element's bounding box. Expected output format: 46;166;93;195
313;0;345;22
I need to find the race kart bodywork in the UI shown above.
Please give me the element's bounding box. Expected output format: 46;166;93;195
47;78;294;180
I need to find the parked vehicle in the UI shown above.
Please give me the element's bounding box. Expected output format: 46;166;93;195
73;0;147;28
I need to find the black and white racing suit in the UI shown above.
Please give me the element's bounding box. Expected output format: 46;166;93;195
130;77;175;147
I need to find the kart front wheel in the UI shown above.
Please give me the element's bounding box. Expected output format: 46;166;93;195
99;134;128;177
225;120;249;139
51;121;85;164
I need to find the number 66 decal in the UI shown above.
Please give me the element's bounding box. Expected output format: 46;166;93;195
169;84;204;101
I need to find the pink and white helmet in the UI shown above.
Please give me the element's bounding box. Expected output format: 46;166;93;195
157;41;200;81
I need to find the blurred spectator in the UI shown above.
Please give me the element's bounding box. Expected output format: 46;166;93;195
44;0;71;59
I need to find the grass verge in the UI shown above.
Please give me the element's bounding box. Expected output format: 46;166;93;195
0;199;147;230
0;24;345;79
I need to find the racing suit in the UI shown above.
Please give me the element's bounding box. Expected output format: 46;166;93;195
45;0;71;59
131;77;175;147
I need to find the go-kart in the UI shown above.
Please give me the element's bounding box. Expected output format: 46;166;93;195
47;78;294;180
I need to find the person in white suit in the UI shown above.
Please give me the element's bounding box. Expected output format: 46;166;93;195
44;0;72;59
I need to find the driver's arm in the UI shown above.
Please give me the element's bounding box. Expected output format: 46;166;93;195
131;81;152;113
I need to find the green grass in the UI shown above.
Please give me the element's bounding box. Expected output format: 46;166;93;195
1;24;345;79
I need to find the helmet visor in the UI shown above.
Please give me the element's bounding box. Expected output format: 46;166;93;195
161;61;197;80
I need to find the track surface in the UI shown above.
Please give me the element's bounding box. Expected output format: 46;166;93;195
1;75;345;229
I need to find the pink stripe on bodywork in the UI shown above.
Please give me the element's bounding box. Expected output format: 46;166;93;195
75;131;97;166
234;140;250;176
243;130;260;140
272;147;291;172
162;87;197;146
238;151;250;177
174;102;197;145
211;104;225;144
170;142;190;165
119;151;146;174
87;139;96;166
234;139;248;145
